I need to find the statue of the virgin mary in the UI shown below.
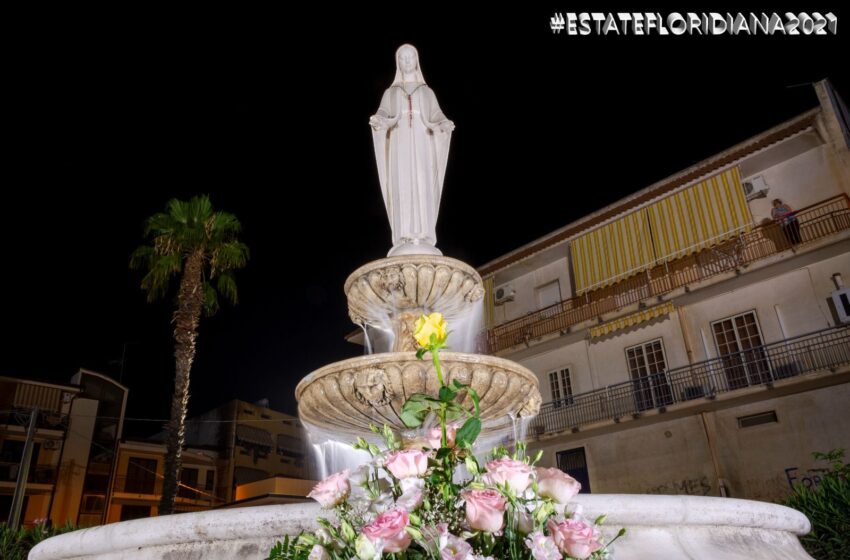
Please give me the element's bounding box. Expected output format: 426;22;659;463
369;44;454;257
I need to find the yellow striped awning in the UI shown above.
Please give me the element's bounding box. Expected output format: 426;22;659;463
590;302;675;338
483;276;495;329
646;167;752;263
570;210;655;295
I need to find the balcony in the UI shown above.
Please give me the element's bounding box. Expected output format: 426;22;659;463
529;325;850;438
112;475;224;504
0;462;57;485
0;409;69;431
487;195;850;353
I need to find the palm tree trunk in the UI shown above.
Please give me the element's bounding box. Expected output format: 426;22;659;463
159;250;205;515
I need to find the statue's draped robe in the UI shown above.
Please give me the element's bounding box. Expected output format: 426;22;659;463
372;84;452;252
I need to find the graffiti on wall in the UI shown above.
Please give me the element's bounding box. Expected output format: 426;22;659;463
645;475;712;496
785;466;828;490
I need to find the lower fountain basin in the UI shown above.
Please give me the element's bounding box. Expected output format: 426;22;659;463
29;495;812;559
296;352;541;437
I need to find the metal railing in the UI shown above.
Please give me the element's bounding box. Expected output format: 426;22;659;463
529;326;850;437
0;409;70;431
112;475;223;502
487;195;850;353
0;462;57;484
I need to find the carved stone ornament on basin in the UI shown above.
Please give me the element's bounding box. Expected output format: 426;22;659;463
296;352;541;437
344;255;484;326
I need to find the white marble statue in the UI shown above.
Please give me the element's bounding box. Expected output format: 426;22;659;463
370;44;454;257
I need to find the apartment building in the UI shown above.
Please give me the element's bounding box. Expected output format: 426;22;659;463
479;80;850;500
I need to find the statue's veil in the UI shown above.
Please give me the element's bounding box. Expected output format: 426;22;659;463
391;44;426;86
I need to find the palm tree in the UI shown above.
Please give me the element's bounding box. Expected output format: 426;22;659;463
131;195;248;514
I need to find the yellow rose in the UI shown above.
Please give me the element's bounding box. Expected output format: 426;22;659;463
413;312;448;348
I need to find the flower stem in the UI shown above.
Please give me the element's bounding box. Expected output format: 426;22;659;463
430;347;445;387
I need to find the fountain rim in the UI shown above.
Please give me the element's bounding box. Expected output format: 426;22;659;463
28;495;811;559
295;351;538;401
343;254;481;296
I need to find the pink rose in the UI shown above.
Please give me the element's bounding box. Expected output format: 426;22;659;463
462;489;507;533
535;467;581;503
547;518;603;559
362;508;412;553
482;458;533;493
427;422;458;449
307;469;350;508
385;449;429;479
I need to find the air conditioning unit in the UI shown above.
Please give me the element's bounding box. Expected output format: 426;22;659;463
494;283;516;305
832;288;850;324
743;175;769;201
43;439;62;451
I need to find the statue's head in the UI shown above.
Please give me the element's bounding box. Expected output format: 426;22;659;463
393;44;425;85
396;44;419;74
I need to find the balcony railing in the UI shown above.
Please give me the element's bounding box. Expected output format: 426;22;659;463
487;195;850;353
0;462;57;484
0;409;69;431
112;475;224;503
530;325;850;437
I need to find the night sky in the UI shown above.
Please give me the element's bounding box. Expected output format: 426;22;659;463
4;7;848;437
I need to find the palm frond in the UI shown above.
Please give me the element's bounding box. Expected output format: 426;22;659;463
139;253;182;302
216;272;239;305
210;241;249;276
129;245;155;269
202;281;220;316
210;211;242;238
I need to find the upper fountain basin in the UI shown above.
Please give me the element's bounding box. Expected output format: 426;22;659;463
296;351;541;438
345;255;484;326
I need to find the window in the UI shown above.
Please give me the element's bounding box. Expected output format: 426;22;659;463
547;367;573;406
204;470;215;492
119;504;151;521
738;410;778;428
711;311;770;389
178;467;199;498
125;457;158;494
626;339;673;411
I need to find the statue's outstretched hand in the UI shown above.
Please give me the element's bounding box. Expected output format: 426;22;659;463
435;120;455;134
369;115;389;131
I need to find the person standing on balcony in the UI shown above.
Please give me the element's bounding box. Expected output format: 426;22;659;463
771;198;802;245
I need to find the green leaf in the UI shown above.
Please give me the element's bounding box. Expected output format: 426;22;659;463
341;520;356;542
439;385;457;402
466;386;481;417
416;348;427;360
456;417;482;447
405;526;423;541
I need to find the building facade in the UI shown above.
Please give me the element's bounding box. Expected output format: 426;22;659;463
478;80;850;501
157;398;316;504
105;441;220;522
0;370;127;528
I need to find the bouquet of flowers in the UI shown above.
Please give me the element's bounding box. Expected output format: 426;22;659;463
269;313;624;560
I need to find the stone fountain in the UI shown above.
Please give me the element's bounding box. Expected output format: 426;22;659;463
30;44;813;560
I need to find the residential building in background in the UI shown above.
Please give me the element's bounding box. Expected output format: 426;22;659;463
478;80;850;500
2;373;315;526
1;370;127;528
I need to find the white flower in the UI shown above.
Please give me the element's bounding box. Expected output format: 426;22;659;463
524;531;561;560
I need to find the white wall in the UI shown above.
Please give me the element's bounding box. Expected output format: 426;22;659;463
493;256;571;324
530;382;850;501
586;314;690;388
683;267;834;363
520;340;594;399
746;145;845;224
